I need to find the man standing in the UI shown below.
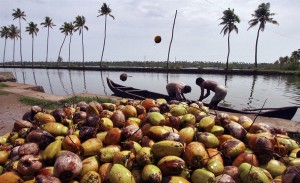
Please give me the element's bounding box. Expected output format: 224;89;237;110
196;77;227;109
166;82;191;101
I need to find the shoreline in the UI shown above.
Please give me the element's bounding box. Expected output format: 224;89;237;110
1;65;298;76
0;81;299;135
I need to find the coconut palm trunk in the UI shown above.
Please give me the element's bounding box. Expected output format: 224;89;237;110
58;35;67;62
46;27;49;65
41;16;56;66
81;29;85;67
226;32;230;69
12;38;16;65
68;34;72;67
100;15;107;68
2;38;7;66
254;24;262;68
167;10;177;69
73;15;88;67
98;3;114;68
219;8;240;70
31;34;34;67
26;21;39;68
12;8;26;65
248;3;278;69
18;19;23;66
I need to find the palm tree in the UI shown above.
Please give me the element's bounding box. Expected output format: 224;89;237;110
0;26;10;65
291;49;300;63
8;24;20;65
219;8;240;70
58;22;70;63
97;3;115;68
12;8;26;66
73;15;88;67
41;16;56;65
66;22;74;67
248;3;278;68
26;21;39;67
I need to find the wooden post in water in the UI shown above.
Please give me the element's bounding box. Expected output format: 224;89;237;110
167;10;177;70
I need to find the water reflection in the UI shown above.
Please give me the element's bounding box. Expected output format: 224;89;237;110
2;68;300;121
166;71;169;84
83;70;87;92
21;68;26;84
247;75;257;107
33;69;37;85
58;69;68;95
68;69;75;95
100;70;107;95
46;69;54;94
13;68;18;82
224;74;228;87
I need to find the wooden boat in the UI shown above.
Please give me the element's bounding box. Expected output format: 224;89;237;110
107;77;298;120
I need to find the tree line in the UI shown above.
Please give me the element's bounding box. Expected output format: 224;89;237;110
1;2;299;71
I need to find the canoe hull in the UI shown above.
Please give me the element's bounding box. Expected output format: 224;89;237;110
106;78;298;120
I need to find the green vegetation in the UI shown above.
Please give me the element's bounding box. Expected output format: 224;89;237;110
1;59;299;71
219;8;240;69
0;83;8;88
98;3;115;68
248;3;278;68
26;21;39;67
12;8;26;65
0;83;9;94
73;15;88;66
41;16;56;64
19;95;116;110
0;90;9;95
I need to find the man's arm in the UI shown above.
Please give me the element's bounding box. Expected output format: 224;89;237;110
175;88;182;100
180;92;186;100
199;87;204;101
203;89;210;99
199;88;210;101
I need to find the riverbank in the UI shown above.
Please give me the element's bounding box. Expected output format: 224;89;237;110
0;79;300;136
1;65;299;76
0;84;122;135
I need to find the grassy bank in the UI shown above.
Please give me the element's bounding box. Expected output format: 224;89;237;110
0;83;9;95
19;96;116;110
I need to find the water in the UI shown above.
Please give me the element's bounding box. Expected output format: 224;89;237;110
1;68;300;121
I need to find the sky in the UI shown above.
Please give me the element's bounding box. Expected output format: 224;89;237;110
0;0;299;64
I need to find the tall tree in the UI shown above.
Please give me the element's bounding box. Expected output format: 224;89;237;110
8;24;20;65
73;15;88;67
66;22;74;67
26;21;39;67
58;22;70;63
12;8;26;66
248;3;278;68
41;16;56;65
291;49;300;63
219;8;240;69
97;3;115;68
0;26;10;65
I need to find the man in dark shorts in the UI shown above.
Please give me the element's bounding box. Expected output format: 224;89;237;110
196;77;227;109
166;82;191;101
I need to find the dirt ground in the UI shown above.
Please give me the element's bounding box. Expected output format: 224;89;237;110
0;93;32;135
